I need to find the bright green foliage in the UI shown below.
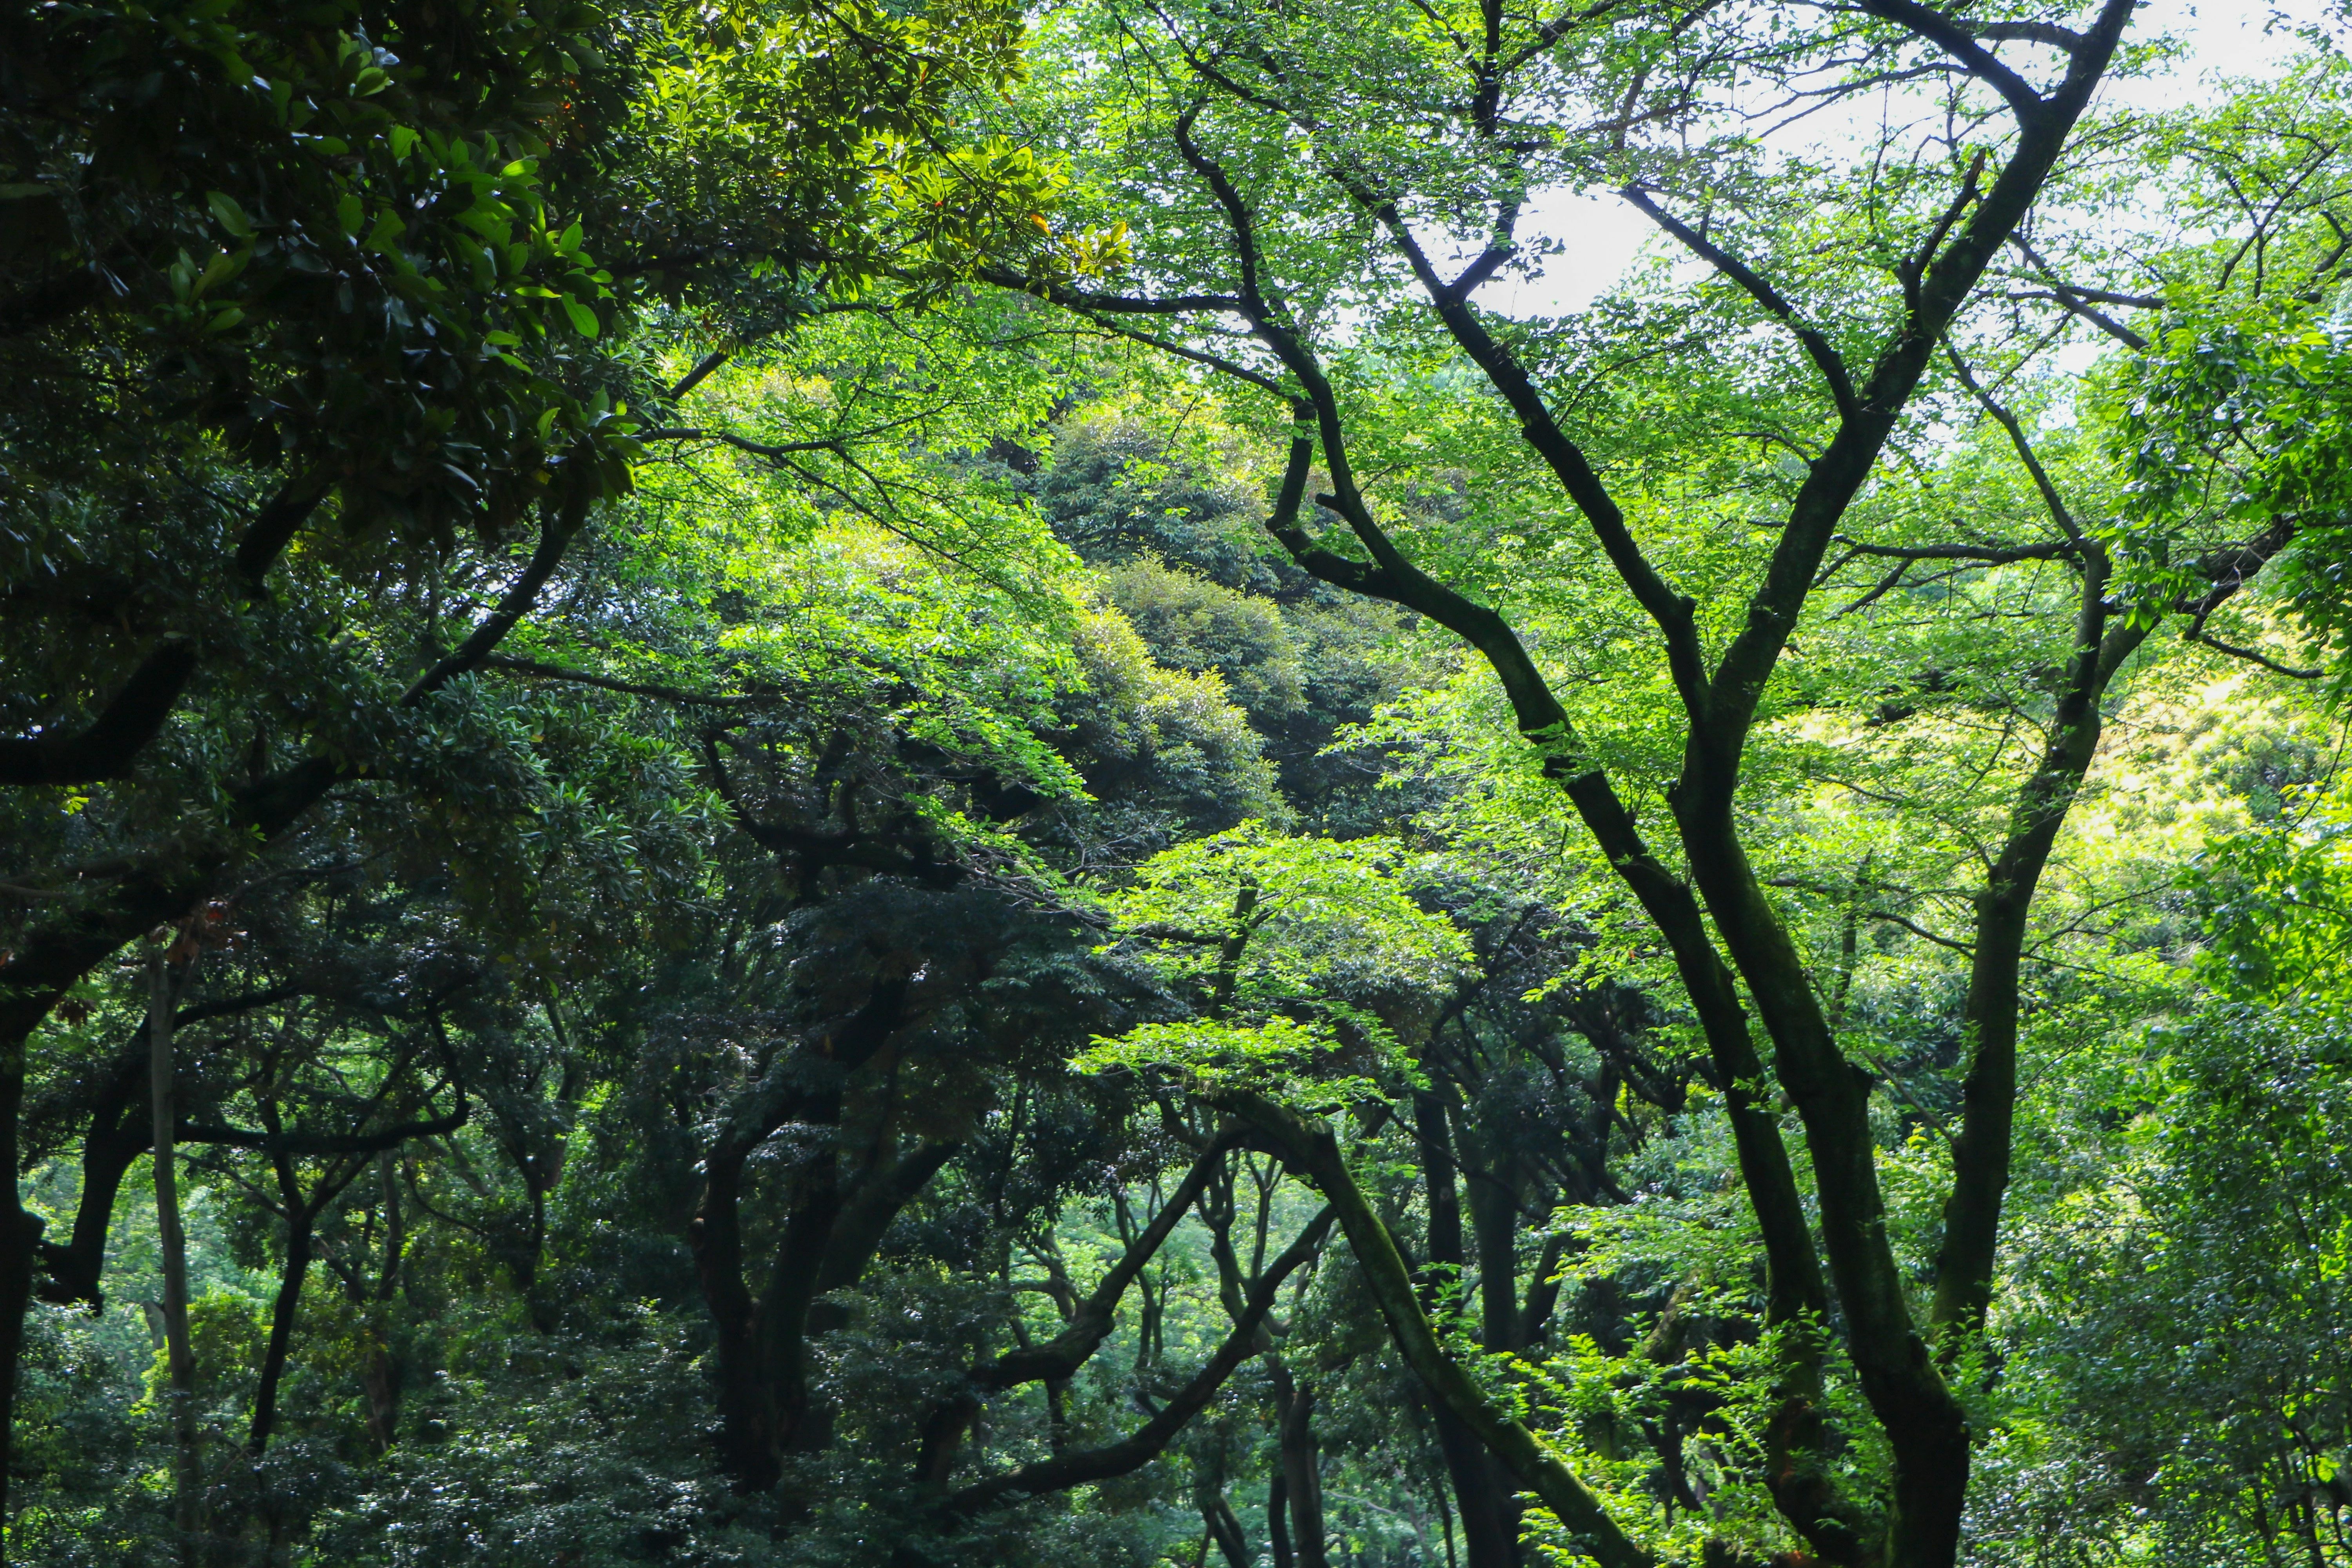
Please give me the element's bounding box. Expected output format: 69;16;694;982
13;5;2352;1568
1081;824;1472;1100
1108;827;1472;1001
1979;775;2352;1564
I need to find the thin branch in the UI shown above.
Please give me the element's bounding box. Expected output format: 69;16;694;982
2182;624;2323;681
1857;0;2045;122
949;1207;1335;1509
1942;339;2085;544
480;655;784;708
1621;183;1858;416
1838;563;1913;617
639;427;846;458
401;499;588;706
1072;312;1292;401
2007;238;2152;350
664;350;732;403
1867;910;1976;955
975;1135;1242;1391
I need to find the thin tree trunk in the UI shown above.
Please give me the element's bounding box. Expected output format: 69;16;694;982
248;1195;312;1457
0;1072;36;1567
1416;1093;1520;1568
358;1152;405;1449
1198;1479;1250;1568
148;951;202;1560
1272;1363;1331;1568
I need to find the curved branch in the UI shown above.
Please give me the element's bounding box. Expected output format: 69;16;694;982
402;498;590;705
2183;624;2323;681
0;638;198;786
947;1205;1334;1510
1856;0;2044;121
1621;185;1857;416
975;1135;1240;1391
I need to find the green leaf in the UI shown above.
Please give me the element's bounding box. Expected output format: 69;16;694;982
194;250;241;297
206;191;254;237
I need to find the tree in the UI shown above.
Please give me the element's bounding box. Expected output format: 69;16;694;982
0;0;1078;1533
5;5;2349;1564
978;1;2327;1561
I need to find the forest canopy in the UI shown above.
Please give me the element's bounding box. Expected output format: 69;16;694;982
4;1;2352;1566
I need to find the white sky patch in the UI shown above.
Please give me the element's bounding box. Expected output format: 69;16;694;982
1479;0;2343;318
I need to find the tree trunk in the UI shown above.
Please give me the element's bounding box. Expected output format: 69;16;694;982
1271;1362;1331;1568
1211;1087;1645;1568
248;1206;312;1457
358;1152;405;1450
687;1144;782;1490
762;1170;846;1459
0;992;56;1558
1417;1093;1521;1568
1200;1484;1250;1568
149;953;203;1559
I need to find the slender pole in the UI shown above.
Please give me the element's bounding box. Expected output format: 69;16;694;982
148;949;201;1563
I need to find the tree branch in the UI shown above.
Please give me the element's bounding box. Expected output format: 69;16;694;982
2182;624;2323;681
401;497;589;706
180;1095;467;1157
947;1206;1334;1510
1621;184;1858;416
1857;0;2045;121
975;1136;1240;1390
1210;1088;1648;1568
481;655;782;708
1942;340;2086;544
0;638;198;787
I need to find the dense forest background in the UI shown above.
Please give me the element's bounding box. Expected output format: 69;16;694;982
5;0;2352;1564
